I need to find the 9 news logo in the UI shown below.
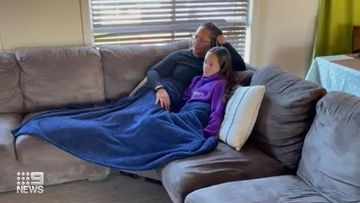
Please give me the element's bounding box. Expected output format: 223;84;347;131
16;172;44;194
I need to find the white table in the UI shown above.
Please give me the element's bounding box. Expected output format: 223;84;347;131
306;55;360;97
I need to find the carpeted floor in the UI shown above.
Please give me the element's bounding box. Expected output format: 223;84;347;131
0;172;172;203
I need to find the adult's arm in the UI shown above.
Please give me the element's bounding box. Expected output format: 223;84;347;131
223;43;246;71
147;51;177;90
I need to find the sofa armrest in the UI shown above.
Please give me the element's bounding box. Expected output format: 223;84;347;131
0;113;22;157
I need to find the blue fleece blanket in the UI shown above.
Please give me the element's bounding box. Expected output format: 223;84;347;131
12;80;218;170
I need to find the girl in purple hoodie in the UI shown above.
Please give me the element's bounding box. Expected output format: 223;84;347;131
182;46;234;138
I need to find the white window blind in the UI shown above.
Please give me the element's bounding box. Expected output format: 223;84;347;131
91;0;249;56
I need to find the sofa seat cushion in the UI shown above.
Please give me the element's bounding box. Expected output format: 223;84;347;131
161;142;288;203
16;47;105;112
100;40;191;100
0;52;23;113
250;65;326;170
0;113;22;192
297;92;360;203
185;175;330;203
15;134;109;186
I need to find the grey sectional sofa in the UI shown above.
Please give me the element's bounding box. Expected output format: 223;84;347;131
185;91;360;203
1;41;359;203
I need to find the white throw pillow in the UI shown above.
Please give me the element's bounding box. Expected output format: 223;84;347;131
219;85;265;151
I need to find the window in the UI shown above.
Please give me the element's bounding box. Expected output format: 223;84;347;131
90;0;249;56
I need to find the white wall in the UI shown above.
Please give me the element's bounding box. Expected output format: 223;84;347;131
0;0;318;77
249;0;319;77
0;0;85;50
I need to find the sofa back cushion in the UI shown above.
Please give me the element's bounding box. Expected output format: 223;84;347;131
250;65;326;170
0;52;23;113
16;47;105;113
100;40;191;100
234;69;254;86
297;92;360;203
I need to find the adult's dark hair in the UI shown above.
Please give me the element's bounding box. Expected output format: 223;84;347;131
201;22;223;48
208;46;235;101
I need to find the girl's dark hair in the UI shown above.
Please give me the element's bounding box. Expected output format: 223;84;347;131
201;22;223;48
208;46;236;101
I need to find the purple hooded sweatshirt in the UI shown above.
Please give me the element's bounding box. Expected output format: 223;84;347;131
182;73;226;138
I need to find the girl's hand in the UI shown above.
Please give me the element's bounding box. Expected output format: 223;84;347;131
216;34;227;46
155;89;171;110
